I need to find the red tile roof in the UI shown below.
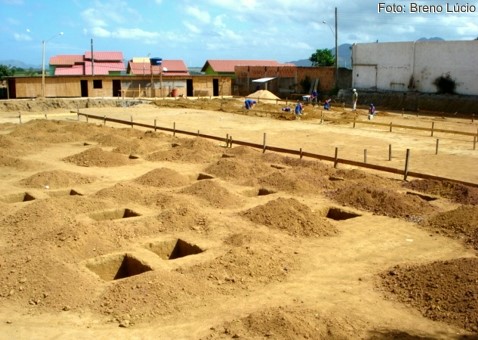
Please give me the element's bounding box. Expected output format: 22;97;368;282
84;61;126;75
54;64;84;76
84;51;124;62
50;55;84;66
128;59;189;76
202;60;289;73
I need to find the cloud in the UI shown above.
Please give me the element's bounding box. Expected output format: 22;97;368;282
13;32;32;41
185;6;211;24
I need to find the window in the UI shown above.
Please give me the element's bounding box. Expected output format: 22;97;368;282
93;80;103;89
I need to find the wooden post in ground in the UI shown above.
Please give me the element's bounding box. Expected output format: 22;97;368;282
388;144;392;161
431;122;435;137
19;114;22;124
364;149;367;163
334;147;339;168
130;116;133;128
300;148;303;159
435;139;439;155
263;133;267;153
154;119;157;131
173;122;176;136
404;149;410;181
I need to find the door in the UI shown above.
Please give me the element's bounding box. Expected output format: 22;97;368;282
187;79;193;97
213;79;219;96
81;80;88;97
112;80;121;97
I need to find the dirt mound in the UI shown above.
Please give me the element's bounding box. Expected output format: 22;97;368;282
246;90;280;100
378;257;478;333
146;137;222;163
422;205;478;251
9;120;91;144
326;183;437;221
19;170;96;189
240;197;338;237
179;179;244;208
135;168;190;188
201;305;362;339
204;157;274;184
257;167;329;194
0;154;40;170
181;237;300;293
63;147;132;167
403;179;478;205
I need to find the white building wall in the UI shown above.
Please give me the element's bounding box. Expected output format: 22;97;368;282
352;40;478;95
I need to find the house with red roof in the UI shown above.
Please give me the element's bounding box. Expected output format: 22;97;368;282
201;60;291;77
127;58;189;77
51;51;126;76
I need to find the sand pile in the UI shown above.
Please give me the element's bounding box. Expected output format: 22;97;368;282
63;147;132;167
134;167;190;188
246;89;280;101
179;179;244;208
240;197;338;237
146;137;222;163
19;170;96;189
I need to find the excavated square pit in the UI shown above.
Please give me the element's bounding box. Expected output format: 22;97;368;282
406;191;437;201
197;173;215;180
1;192;36;203
144;239;204;260
89;208;141;221
257;188;276;196
86;254;152;281
326;207;361;221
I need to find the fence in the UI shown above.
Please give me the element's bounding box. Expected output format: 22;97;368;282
73;111;478;188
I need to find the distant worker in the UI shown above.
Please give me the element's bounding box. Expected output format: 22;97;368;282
311;90;318;104
244;99;256;110
294;101;303;119
323;98;332;110
368;103;376;120
352;89;358;111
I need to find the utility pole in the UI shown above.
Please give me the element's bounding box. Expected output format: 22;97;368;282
335;6;338;88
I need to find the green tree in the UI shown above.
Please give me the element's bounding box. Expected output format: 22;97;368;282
309;49;335;67
0;64;15;79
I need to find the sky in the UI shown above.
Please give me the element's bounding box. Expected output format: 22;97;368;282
1;0;477;67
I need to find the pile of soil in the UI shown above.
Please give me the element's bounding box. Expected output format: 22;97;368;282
201;305;363;339
134;167;190;188
145;137;222;163
404;179;478;205
422;205;478;251
179;179;244;208
19;170;96;189
240;197;338;237
378;257;478;333
326;183;437;221
63;147;132;167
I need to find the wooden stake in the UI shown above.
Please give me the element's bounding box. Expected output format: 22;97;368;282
388;144;392;161
334;147;339;168
364;149;367;163
263;133;267;153
435;139;439;155
404;149;410;181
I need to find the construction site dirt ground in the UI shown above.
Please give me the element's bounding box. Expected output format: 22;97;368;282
0;97;477;339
